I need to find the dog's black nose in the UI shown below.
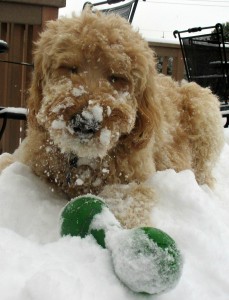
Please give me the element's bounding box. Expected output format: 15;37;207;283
70;114;101;135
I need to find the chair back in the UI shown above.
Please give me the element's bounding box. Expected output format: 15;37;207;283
83;0;142;23
174;24;229;103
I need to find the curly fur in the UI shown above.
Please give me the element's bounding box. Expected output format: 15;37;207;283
3;10;224;228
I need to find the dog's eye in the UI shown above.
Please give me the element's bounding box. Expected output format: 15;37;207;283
109;75;118;83
71;66;78;74
108;75;124;84
58;65;78;75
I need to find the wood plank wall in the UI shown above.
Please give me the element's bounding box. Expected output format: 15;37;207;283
0;0;66;154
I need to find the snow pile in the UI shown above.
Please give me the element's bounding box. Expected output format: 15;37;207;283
0;129;229;299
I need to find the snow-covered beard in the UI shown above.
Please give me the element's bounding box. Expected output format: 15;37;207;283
36;77;137;158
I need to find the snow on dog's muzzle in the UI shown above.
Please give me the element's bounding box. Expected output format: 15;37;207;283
70;113;101;135
69;105;104;137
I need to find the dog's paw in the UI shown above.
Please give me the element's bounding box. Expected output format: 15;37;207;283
99;183;156;229
0;153;15;173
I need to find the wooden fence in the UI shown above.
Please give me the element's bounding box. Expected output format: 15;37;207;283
0;1;185;154
149;39;184;81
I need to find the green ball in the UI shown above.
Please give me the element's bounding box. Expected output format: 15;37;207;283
60;195;107;248
107;227;183;294
140;227;182;290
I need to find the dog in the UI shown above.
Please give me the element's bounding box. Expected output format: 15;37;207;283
1;10;224;228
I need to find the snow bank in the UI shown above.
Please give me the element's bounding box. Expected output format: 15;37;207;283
0;129;229;300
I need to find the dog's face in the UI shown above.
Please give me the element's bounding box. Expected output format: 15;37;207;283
36;33;137;158
29;11;159;158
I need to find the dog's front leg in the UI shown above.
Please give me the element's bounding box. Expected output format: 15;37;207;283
99;183;156;229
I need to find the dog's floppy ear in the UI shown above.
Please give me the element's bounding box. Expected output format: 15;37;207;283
27;20;56;130
123;50;162;151
133;84;161;149
27;52;44;129
27;16;81;130
127;84;162;151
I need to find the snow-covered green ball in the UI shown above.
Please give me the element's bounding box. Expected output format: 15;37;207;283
105;227;183;294
60;195;117;248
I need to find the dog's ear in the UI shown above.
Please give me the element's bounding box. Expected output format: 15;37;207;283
27;52;44;129
27;20;55;130
128;84;162;150
123;52;162;151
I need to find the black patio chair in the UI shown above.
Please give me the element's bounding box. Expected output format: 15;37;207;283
0;40;29;145
83;0;144;23
0;39;8;53
0;39;33;68
173;23;229;128
0;107;27;141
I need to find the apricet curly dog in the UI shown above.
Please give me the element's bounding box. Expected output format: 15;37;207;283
1;10;224;228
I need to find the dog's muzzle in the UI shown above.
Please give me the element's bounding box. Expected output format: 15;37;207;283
69;113;101;136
